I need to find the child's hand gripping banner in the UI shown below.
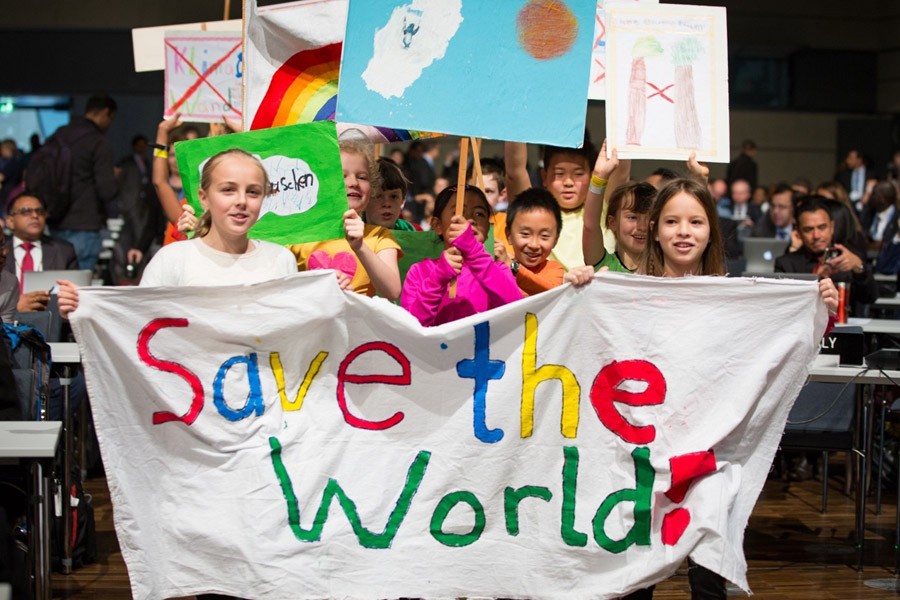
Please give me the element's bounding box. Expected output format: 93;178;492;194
70;273;827;600
174;121;346;245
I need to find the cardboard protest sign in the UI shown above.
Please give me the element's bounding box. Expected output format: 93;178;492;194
243;0;439;143
604;3;729;162
132;19;242;72
588;0;659;100
337;0;596;147
164;31;243;123
174;121;346;245
71;273;826;599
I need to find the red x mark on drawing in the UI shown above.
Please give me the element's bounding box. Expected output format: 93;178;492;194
594;13;606;49
166;40;243;115
593;58;606;83
646;82;674;103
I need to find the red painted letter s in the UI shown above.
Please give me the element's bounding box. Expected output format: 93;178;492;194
137;318;204;426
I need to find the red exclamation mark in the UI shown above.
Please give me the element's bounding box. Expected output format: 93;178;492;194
662;450;717;546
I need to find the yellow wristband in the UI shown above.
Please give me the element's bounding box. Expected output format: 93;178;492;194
591;175;608;188
153;148;169;159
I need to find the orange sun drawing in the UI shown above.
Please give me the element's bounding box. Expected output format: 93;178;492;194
516;0;579;60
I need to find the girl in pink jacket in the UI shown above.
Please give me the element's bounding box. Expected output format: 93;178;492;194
401;185;521;326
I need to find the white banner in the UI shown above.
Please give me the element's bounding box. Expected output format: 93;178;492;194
71;272;826;600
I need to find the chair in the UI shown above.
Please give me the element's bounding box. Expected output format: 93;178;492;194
781;381;857;513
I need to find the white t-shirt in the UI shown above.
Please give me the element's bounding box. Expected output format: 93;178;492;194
140;238;297;287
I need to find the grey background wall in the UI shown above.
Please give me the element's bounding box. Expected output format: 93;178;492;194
2;0;899;184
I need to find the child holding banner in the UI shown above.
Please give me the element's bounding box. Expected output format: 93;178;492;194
493;188;593;295
621;178;838;600
58;148;297;315
401;184;521;326
289;139;403;300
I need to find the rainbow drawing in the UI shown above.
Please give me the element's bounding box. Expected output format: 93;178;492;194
250;42;341;130
250;41;441;142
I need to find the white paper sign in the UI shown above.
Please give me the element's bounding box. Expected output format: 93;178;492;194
605;4;730;162
71;272;825;600
131;19;242;72
163;31;242;123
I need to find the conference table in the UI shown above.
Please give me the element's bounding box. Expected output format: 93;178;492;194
844;317;900;335
0;421;61;600
808;363;900;571
48;342;81;575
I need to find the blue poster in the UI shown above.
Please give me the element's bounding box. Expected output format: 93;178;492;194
337;0;595;148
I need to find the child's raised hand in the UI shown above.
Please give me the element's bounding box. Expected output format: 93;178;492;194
158;113;182;134
493;240;512;267
177;204;198;234
818;277;839;315
687;152;709;181
563;265;595;286
443;246;463;275
445;214;470;245
593;139;619;181
344;209;365;251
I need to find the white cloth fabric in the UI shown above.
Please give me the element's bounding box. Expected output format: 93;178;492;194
70;273;827;600
139;237;297;287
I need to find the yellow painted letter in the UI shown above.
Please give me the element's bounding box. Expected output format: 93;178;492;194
270;351;328;412
521;313;580;438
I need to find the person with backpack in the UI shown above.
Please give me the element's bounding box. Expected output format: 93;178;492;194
27;94;118;272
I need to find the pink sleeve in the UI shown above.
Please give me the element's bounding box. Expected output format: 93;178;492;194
400;257;457;326
452;226;523;306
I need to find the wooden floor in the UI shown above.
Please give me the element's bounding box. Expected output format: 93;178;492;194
50;468;900;599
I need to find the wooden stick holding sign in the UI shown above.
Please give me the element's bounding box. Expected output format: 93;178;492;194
470;137;483;190
455;137;470;214
449;137;470;299
223;0;231;20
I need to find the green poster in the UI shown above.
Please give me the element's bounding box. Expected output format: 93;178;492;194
174;121;346;245
394;226;496;290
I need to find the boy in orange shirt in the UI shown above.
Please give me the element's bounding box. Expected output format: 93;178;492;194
495;188;593;296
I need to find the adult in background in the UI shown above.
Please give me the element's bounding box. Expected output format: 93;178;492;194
4;193;78;313
117;134;163;280
859;181;898;251
752;183;794;239
775;196;877;311
42;94;118;272
726;139;758;190
403;140;437;226
835;149;877;214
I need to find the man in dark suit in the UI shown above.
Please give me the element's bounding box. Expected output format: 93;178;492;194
835;149;877;213
775;196;877;311
751;183;795;239
4;193;78;312
726;139;758;190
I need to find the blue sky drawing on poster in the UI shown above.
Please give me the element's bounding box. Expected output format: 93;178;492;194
337;0;595;148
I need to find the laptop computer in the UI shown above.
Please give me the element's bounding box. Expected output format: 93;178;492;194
21;270;93;294
743;237;790;273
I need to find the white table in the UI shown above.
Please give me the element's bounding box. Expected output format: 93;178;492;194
844;317;900;335
0;422;62;458
48;342;81;575
873;295;900;308
809;365;900;385
0;421;61;600
874;273;896;283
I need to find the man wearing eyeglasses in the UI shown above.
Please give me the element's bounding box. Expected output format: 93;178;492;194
4;193;78;312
